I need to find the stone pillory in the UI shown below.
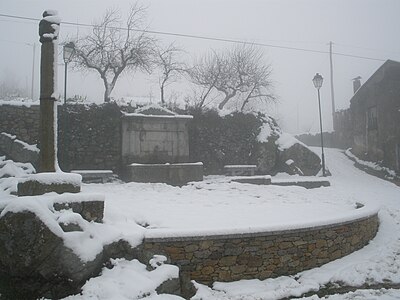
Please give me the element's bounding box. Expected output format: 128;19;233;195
39;10;60;172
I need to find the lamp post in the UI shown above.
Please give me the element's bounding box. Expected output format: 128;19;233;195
312;73;326;176
63;42;74;104
62;42;74;171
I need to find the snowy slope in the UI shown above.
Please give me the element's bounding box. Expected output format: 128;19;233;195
192;148;400;299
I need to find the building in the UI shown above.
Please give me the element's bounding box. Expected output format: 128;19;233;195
346;59;400;173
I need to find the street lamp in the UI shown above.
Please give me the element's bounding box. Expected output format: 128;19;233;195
312;73;326;176
63;42;74;104
62;42;74;171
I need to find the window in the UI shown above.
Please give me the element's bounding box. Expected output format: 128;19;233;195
367;106;377;130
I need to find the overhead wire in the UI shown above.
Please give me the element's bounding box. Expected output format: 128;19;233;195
0;12;388;62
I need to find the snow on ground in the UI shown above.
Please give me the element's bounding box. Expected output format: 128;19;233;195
62;258;183;300
345;148;398;179
300;288;400;300
83;169;374;238
191;148;400;299
1;149;400;299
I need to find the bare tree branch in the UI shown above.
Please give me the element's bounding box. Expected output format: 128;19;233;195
69;4;155;102
188;45;274;111
154;43;186;103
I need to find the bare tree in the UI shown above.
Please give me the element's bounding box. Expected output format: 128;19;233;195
188;45;274;110
187;51;222;108
71;5;155;102
238;54;275;112
154;43;185;104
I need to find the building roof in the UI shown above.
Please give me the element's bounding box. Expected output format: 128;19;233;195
350;59;400;105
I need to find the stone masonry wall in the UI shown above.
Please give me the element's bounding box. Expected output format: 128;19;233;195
0;103;122;172
58;104;122;172
0;105;40;145
140;214;378;294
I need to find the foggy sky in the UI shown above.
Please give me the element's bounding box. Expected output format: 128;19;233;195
1;0;399;133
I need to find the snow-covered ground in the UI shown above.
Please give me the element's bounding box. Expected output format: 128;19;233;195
1;148;400;299
84;172;376;239
191;148;400;300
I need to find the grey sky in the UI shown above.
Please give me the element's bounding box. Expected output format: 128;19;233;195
1;0;399;133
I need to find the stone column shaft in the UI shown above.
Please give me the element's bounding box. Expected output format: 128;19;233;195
39;11;59;172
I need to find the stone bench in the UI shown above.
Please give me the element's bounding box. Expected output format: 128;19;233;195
71;170;115;183
224;165;257;176
271;179;330;189
231;175;271;185
126;163;203;186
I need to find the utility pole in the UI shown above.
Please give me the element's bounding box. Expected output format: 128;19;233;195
329;41;336;130
31;43;36;100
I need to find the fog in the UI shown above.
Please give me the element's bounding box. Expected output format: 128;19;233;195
1;0;399;133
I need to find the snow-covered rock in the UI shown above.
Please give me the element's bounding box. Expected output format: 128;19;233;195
255;117;321;175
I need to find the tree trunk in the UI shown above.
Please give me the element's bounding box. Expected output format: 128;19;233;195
218;91;236;110
103;79;115;103
104;88;110;103
160;85;165;104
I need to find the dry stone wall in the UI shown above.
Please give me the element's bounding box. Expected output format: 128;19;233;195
0;104;40;145
0;103;122;172
141;214;378;291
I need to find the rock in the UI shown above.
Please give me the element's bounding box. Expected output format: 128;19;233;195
279;143;321;176
0;211;103;299
53;199;104;223
283;159;304;175
156;278;182;297
59;221;83;232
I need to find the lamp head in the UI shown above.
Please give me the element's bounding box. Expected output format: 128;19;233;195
312;73;323;90
63;42;75;63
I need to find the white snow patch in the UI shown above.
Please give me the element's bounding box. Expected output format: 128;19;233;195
1;132;16;139
19;172;82;187
300;288;400;299
0;158;35;178
130;162;203;166
285;159;294;165
71;170;113;174
0;98;39;107
61;258;182;300
0;196;64;237
14;139;40;153
149;255;168;268
346;148;397;177
257;122;273;142
124;112;193;119
276;132;304;150
224;165;257;168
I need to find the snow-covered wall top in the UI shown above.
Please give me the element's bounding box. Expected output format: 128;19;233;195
123;104;193;119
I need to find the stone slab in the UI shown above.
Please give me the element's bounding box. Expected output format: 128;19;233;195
127;163;203;186
17;173;82;196
71;170;115;183
271;180;330;189
224;165;257;176
231;176;271;185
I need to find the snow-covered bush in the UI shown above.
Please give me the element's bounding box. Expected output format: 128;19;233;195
187;108;263;174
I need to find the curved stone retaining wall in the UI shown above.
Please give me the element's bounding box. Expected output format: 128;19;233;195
140;213;379;292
